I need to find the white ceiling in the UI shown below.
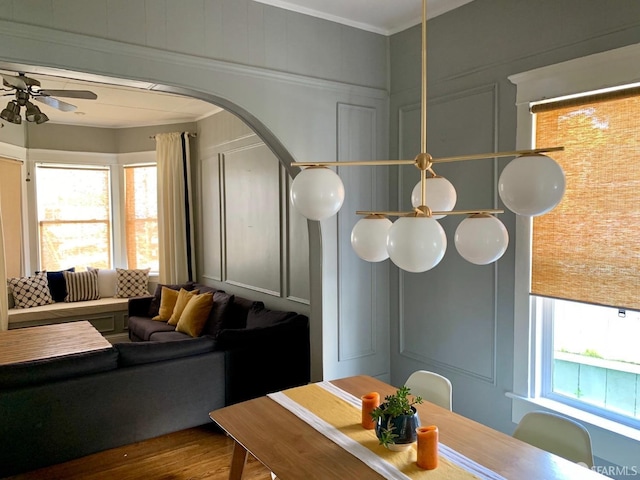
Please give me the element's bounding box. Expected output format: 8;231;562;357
253;0;476;35
0;0;474;129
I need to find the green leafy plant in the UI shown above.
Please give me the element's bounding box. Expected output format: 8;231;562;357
370;386;423;448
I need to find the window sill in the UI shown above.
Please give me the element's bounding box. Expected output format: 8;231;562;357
507;392;640;467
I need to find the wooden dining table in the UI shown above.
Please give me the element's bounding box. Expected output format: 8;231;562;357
210;375;608;479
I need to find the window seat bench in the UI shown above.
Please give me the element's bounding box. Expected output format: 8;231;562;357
8;297;132;339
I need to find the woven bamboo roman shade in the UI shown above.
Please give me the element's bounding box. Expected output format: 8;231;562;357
532;91;640;311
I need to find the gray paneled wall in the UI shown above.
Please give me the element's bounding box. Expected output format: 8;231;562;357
196;110;310;311
389;0;640;445
331;103;390;380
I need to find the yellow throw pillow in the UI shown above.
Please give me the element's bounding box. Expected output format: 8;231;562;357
168;288;199;326
152;287;180;321
176;292;214;337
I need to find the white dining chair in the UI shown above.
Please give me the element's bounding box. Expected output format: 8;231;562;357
513;411;594;468
404;370;453;411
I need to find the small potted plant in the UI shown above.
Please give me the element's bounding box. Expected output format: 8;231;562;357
371;386;423;451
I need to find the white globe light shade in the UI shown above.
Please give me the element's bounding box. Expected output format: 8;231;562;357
290;167;345;221
498;154;565;216
454;215;509;265
411;176;457;219
386;217;447;273
351;216;393;262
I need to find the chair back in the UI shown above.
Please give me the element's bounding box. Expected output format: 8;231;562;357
513;411;594;468
404;370;452;411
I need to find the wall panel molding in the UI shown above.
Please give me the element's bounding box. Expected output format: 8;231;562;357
395;84;500;385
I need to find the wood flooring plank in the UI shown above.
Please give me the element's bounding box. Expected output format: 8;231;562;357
7;425;272;480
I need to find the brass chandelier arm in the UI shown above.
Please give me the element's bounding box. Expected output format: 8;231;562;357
356;209;504;217
291;160;416;167
290;147;563;169
431;146;564;164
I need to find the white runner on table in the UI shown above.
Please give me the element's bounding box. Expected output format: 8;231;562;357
268;381;507;480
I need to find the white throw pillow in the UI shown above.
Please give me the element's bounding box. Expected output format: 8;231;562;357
87;267;117;298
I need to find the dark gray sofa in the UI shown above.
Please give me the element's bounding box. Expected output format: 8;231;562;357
0;284;310;478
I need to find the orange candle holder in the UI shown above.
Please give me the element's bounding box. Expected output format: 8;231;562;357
361;392;380;429
416;425;438;470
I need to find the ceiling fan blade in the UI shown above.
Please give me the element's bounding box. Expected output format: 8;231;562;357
2;74;27;90
33;95;77;112
38;89;97;100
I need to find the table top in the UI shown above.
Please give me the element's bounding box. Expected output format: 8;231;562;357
0;321;112;366
210;375;607;479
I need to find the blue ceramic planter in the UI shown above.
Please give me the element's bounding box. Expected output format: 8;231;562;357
375;405;421;451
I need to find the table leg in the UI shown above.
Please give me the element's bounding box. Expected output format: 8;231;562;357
229;440;248;480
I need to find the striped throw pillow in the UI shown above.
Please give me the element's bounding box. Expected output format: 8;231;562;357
63;269;100;302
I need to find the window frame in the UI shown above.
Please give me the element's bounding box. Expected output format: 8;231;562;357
508;42;640;466
25;149;157;273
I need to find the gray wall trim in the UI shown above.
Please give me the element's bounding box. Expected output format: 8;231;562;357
337;103;378;362
0;20;387;101
395;83;502;385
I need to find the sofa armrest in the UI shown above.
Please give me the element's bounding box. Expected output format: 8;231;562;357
218;314;310;405
128;296;154;317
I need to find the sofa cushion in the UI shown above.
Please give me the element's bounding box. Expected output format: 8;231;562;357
114;336;216;367
147;281;196;317
152;287;180;321
226;296;258;329
168;288;199;326
215;314;308;351
203;291;235;337
128;316;176;341
115;268;150;298
0;348;118;390
64;270;100;302
176;292;214;337
245;303;297;329
7;271;54;308
148;330;193;342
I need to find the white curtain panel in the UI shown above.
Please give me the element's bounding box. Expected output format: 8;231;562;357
0;194;8;331
155;132;196;284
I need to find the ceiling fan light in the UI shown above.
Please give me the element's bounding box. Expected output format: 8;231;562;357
387;216;447;273
498;154;565;216
0;101;21;124
454;215;509;265
351;215;393;262
290;166;345;221
411;176;457;219
25;102;48;124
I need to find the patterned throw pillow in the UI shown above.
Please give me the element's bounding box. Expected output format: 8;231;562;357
7;271;54;309
115;268;150;298
63;270;100;302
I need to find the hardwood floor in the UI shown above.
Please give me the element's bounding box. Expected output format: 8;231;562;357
8;424;273;480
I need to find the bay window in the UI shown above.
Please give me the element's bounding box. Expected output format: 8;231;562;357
34;161;158;273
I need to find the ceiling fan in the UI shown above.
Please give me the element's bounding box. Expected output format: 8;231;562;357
0;72;97;124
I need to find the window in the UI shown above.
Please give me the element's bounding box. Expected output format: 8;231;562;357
35;162;158;273
124;165;158;270
36;165;111;271
531;88;640;427
509;43;640;466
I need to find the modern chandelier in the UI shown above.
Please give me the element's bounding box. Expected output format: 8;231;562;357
289;0;566;273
